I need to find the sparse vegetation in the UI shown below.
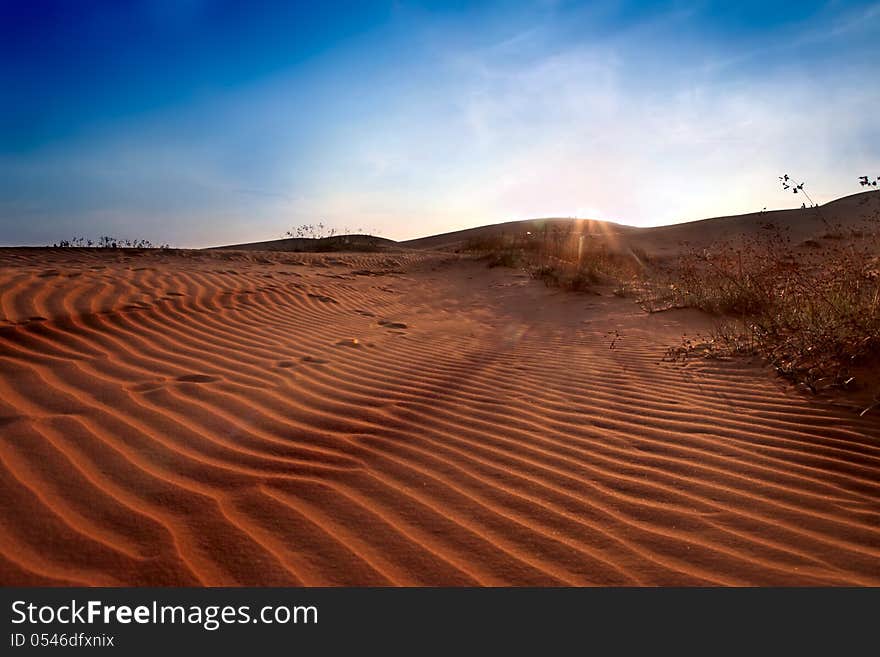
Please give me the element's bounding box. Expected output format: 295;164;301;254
463;187;880;413
778;173;816;206
285;223;377;239
638;176;880;411
462;222;647;292
650;210;880;412
642;225;794;316
53;236;170;248
286;222;335;239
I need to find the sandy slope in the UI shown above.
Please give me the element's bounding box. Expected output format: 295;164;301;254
0;247;878;586
399;191;880;257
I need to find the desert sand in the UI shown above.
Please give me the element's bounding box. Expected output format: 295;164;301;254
1;200;879;586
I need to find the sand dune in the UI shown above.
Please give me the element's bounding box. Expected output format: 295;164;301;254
0;245;878;586
398;190;880;257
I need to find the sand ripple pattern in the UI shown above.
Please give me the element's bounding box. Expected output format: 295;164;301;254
0;249;878;586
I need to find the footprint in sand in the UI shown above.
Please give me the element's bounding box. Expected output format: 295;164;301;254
128;379;168;393
301;355;330;364
175;374;220;383
277;360;295;368
308;293;337;304
378;319;408;329
336;338;361;347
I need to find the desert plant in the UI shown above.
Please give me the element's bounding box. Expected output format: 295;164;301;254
286;222;332;239
284;223;377;240
532;261;605;291
650;222;880;410
779;174;816;206
53;236;169;248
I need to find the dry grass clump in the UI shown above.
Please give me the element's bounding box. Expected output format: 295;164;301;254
654;215;880;406
462;199;880;410
643;225;793;315
463;224;647;292
53;236;170;248
532;251;643;292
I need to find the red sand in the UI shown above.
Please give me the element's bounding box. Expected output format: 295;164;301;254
0;245;878;586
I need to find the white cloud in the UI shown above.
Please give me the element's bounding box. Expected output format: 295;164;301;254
3;2;877;246
324;12;880;235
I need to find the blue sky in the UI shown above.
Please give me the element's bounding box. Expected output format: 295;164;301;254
1;1;878;247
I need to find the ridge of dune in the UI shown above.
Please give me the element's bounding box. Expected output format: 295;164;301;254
397;190;880;255
0;245;878;586
199;192;879;256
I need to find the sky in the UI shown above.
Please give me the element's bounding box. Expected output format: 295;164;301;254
1;1;879;247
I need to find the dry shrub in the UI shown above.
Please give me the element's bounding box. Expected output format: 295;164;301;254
464;223;647;293
53;236;170;248
643;225;792;315
652;215;880;402
532;251;641;292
